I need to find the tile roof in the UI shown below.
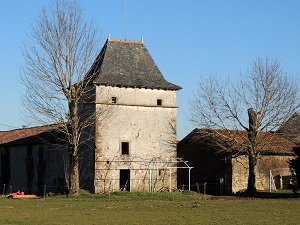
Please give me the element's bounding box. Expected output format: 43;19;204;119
88;38;181;90
0;125;60;146
180;128;295;154
276;112;300;143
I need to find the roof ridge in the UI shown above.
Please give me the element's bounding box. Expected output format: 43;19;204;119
108;38;143;44
0;124;57;133
0;124;60;146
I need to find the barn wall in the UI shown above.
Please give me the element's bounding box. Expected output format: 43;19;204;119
177;140;228;193
0;144;67;195
231;155;294;193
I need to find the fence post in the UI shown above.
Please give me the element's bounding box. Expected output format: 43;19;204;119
204;182;207;195
220;178;224;195
169;168;172;192
9;185;12;194
196;183;199;193
188;168;191;191
43;185;46;198
269;169;272;192
149;169;152;192
182;184;185;191
2;184;5;195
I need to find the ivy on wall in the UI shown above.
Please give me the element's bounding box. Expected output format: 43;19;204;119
1;146;11;193
37;146;46;196
26;145;34;194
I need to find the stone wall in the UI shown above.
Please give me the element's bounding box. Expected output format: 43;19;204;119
94;85;178;192
231;154;294;193
231;155;249;193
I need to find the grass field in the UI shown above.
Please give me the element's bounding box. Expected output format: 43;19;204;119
0;191;299;225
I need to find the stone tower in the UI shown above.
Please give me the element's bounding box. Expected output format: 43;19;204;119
88;38;181;192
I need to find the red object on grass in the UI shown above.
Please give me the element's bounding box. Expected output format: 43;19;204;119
8;191;37;199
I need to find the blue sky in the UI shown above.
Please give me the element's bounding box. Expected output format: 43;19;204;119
1;0;300;139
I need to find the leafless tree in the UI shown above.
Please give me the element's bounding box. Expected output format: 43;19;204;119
191;57;300;192
21;0;101;195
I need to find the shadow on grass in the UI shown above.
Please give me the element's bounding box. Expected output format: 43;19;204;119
233;190;300;199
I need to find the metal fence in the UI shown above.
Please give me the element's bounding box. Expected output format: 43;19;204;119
2;179;225;196
178;178;225;195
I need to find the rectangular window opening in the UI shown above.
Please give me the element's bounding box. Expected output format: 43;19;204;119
157;99;162;106
121;142;129;155
112;97;117;103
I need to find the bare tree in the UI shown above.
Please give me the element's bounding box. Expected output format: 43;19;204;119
191;57;300;192
21;0;101;195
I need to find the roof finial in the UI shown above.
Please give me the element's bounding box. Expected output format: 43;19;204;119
108;33;110;40
141;36;144;43
124;1;127;40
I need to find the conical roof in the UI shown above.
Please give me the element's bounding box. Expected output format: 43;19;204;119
90;38;181;90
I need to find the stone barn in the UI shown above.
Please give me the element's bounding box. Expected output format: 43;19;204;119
177;129;295;194
0;38;181;194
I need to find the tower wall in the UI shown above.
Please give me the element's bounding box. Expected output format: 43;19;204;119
94;85;178;192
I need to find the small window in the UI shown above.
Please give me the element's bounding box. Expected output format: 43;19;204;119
112;97;117;103
121;142;129;155
157;99;162;106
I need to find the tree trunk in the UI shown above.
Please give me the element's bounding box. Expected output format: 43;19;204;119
246;152;257;192
246;108;258;193
69;149;80;195
68;86;80;195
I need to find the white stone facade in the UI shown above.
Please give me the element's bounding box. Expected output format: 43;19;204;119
94;85;178;192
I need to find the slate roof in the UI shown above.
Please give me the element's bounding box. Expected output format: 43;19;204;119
0;125;61;146
88;38;181;90
179;128;295;154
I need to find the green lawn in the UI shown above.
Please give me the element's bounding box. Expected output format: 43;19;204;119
0;192;299;225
